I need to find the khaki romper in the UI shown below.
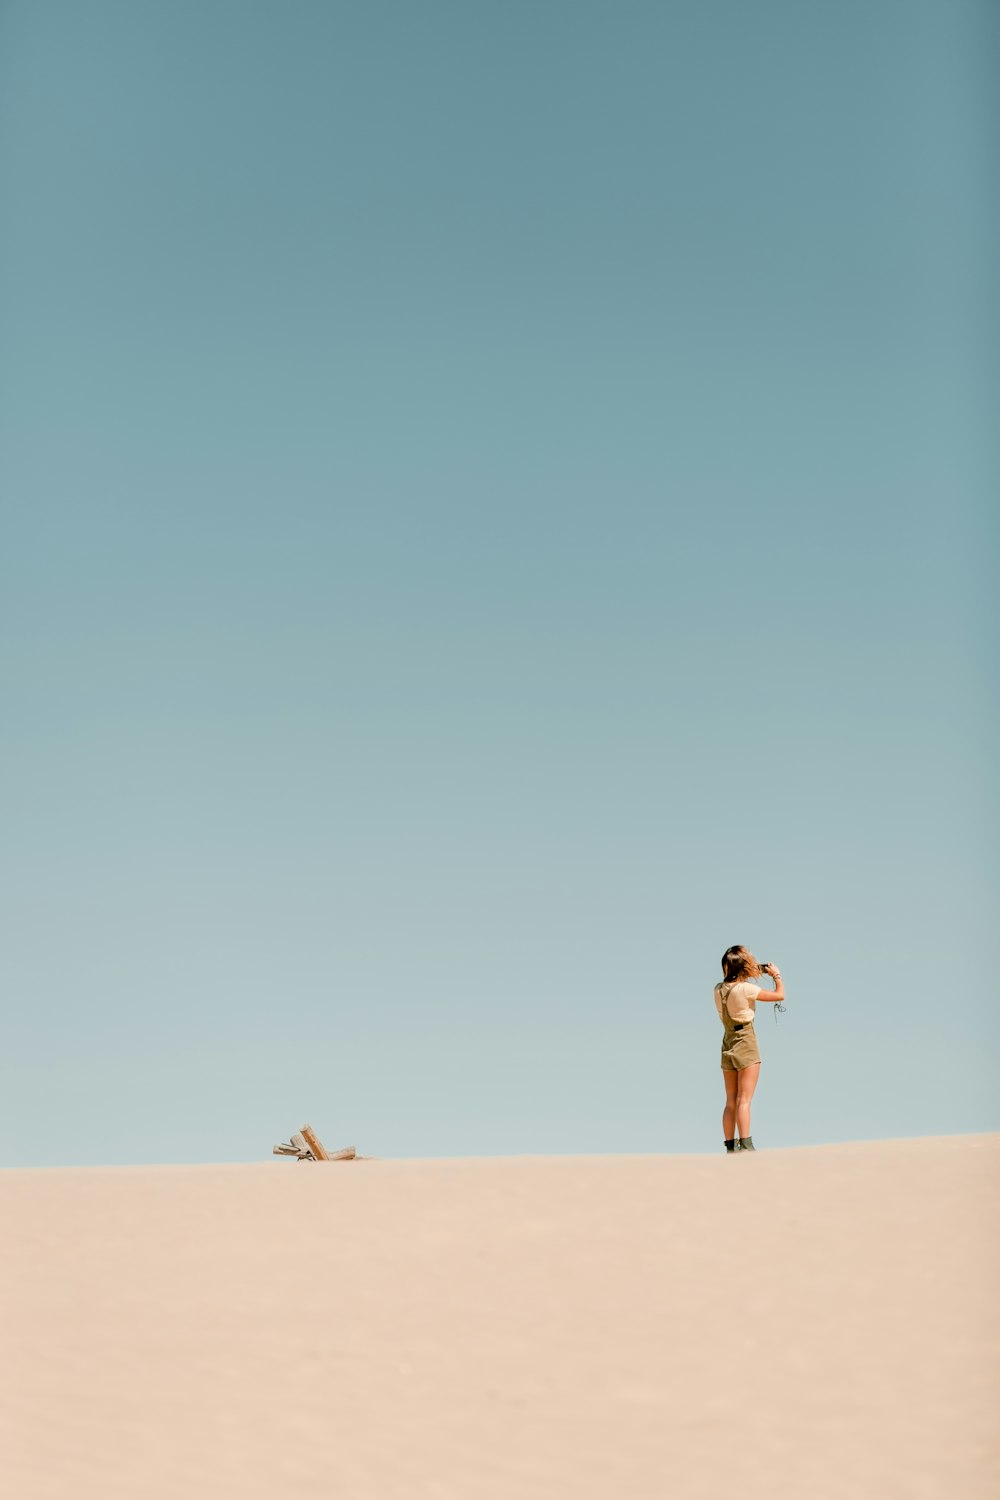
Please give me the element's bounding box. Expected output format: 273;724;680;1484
718;984;762;1071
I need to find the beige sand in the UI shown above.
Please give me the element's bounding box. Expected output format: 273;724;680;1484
2;1135;997;1499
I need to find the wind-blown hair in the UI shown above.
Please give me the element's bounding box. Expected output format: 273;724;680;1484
721;945;761;982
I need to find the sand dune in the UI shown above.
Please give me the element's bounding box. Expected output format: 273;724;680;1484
2;1135;997;1499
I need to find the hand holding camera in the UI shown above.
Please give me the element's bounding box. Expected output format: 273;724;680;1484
759;961;786;1017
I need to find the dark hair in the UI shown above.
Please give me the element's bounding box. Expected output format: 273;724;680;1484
721;945;760;982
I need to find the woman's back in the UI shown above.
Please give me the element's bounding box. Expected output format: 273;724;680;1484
714;979;761;1025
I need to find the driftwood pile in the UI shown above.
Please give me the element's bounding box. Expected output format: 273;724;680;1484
273;1124;359;1163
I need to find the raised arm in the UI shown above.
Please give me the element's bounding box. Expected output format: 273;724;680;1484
757;964;784;1001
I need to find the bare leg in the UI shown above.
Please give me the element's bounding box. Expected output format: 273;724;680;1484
735;1062;760;1141
722;1069;738;1141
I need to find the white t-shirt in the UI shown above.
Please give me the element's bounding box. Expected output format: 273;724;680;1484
714;980;761;1025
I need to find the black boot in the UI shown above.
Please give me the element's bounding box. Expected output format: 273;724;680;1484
724;1138;737;1153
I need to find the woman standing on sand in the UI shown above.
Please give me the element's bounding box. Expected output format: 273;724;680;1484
715;945;785;1153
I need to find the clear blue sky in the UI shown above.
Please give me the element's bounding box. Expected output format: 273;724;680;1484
1;2;995;1166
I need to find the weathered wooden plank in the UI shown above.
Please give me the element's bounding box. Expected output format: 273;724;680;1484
299;1124;331;1161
